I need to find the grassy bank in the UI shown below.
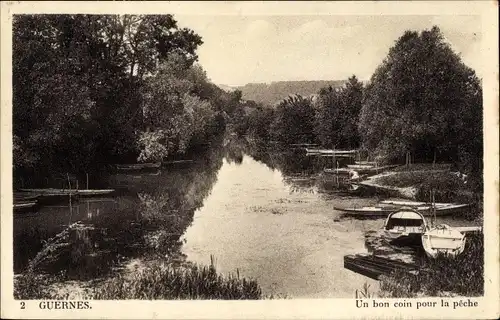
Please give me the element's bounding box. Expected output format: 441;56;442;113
378;233;483;298
91;257;263;299
371;164;481;219
15;256;264;300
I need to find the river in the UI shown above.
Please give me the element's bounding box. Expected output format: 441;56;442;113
13;140;471;298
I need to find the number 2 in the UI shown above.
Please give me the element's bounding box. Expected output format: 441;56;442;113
20;302;25;309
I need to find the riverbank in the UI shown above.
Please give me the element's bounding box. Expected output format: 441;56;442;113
378;232;483;298
357;164;480;218
14;223;266;300
351;164;484;297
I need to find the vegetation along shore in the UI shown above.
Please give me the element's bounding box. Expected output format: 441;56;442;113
13;13;483;300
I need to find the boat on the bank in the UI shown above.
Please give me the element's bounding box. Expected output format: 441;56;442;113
422;224;466;258
383;208;427;242
115;162;161;171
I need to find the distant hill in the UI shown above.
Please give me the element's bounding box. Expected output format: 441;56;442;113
216;84;238;93
236;80;348;105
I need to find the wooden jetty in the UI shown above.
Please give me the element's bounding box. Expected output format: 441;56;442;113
344;254;419;280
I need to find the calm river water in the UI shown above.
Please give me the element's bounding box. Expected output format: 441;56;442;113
13;140;470;298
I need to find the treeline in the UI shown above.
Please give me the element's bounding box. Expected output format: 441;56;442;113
236;80;347;105
13;14;242;178
237;26;482;191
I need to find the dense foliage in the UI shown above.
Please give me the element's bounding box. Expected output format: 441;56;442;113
13;14;234;180
314;75;363;148
239;25;482;196
359;27;482;176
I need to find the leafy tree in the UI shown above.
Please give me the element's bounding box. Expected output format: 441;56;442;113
13;14;206;174
271;95;316;144
313;76;363;149
247;106;275;141
359;26;482;176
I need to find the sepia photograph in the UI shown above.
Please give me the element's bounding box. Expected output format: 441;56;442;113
1;1;498;319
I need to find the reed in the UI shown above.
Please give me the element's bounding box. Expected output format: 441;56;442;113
90;255;263;300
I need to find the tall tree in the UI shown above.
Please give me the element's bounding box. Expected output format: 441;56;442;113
13;14;205;172
359;26;482;174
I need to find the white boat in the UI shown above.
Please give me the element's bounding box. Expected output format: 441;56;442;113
383;208;427;241
421;224;466;258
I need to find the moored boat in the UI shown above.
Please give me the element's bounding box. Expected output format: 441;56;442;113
422;224;466;258
383;208;427;242
18;188;77;196
13;200;38;213
116;162;161;171
323;168;353;175
18;188;113;197
76;189;115;197
380;200;451;207
379;201;470;217
334;205;401;217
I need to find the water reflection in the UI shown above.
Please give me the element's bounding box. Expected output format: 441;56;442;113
14;140;226;279
14;137;381;297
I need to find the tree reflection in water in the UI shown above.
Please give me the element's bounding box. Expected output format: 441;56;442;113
16;139;225;281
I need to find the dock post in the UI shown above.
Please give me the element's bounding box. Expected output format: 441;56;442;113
86;173;89;190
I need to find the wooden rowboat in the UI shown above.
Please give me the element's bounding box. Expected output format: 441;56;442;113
422;224;466;258
18;188;114;197
76;189;115;197
18;188;77;196
13;201;38;213
383;208;427;242
334;206;401;217
116;162;161;171
335;203;470;217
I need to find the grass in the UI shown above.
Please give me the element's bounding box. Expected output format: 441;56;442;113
90;256;263;300
15;255;265;300
374;169;477;206
379;233;483;298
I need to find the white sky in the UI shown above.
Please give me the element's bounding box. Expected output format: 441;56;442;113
176;15;481;86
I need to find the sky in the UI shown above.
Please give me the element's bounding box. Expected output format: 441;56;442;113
175;15;482;86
